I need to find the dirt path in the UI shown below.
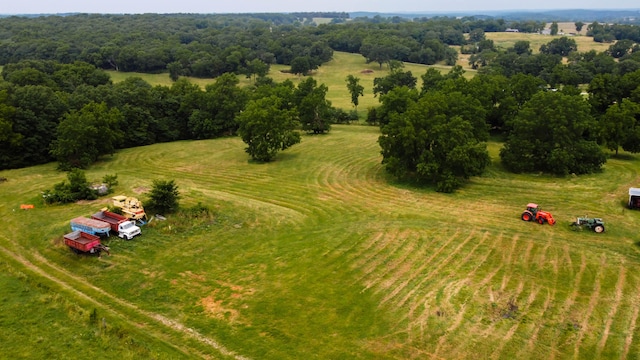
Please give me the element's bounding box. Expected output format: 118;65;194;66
0;242;250;360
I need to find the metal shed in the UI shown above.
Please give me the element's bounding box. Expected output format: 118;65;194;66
629;188;640;209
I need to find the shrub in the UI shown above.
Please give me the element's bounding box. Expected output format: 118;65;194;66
145;179;180;214
43;168;98;204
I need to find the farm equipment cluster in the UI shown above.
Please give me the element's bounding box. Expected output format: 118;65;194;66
520;202;606;233
519;187;640;233
63;195;147;256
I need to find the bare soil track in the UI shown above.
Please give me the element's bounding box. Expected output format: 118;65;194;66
0;236;249;360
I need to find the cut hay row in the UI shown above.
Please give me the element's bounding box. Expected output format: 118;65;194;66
2;124;640;358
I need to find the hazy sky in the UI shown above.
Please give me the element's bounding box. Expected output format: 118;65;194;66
3;0;639;14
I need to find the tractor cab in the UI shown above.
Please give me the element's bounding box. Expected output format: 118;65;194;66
525;203;539;214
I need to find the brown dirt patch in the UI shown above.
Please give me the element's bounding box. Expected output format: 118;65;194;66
75;198;111;205
181;270;206;282
200;292;240;323
361;69;374;74
133;186;149;194
623;306;639;359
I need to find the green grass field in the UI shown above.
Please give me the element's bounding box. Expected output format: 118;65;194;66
2;124;640;359
486;31;611;54
1;32;636;359
107;51;469;118
107;31;611;116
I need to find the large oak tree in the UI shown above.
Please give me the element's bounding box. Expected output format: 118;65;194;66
378;90;490;192
500;91;606;175
236;95;301;162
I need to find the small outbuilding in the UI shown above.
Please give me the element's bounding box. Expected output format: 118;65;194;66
629;188;640;209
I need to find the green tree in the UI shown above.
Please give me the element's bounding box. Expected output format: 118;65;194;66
608;40;635;59
373;69;417;97
42;168;98;204
575;21;585;32
290;56;314;76
50;102;124;170
500;91;606;175
550;21;559;35
345;75;364;111
244;59;270;82
511;41;532;55
0;90;21;169
188;73;248;139
294;77;332;134
588;73;623;115
110;77;157;147
236;95;301;162
600;99;640;155
360;38;393;69
377;86;420;126
146;179;180;214
540;37;578;56
378;91;490;192
167;78;203;140
10;85;68;167
468;28;486;43
167;61;183;82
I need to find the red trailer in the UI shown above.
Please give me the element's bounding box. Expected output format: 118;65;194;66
64;230;110;255
91;210;128;231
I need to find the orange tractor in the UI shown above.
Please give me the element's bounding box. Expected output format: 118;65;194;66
521;203;556;225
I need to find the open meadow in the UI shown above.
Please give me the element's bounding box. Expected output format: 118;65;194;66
107;51;468;116
2;123;640;359
2;30;639;359
107;28;612;115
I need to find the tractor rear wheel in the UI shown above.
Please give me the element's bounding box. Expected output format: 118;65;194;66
521;212;532;221
594;225;605;233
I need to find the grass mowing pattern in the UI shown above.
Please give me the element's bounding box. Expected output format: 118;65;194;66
2;124;640;358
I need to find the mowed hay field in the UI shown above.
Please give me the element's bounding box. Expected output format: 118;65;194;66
2;124;640;359
109;27;611;114
107;51;466;115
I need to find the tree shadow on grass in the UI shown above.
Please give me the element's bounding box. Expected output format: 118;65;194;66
608;153;638;161
246;151;300;164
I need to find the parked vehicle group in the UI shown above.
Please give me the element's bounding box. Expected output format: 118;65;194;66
64;195;146;255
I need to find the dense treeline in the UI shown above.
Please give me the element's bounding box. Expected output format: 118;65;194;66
2;13;640;191
0;13;554;77
374;62;640;190
463;32;640;84
587;22;640;43
0;14;334;78
0;60;345;169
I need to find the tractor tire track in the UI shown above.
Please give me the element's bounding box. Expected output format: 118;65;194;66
490;285;541;360
522;288;556;357
380;230;461;308
595;263;626;358
357;229;411;289
368;231;422;294
390;230;474;309
410;232;491;324
549;253;587;360
572;255;606;360
623;298;640;359
0;244;249;360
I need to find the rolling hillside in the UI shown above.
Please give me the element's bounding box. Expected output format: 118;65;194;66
2;124;640;359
